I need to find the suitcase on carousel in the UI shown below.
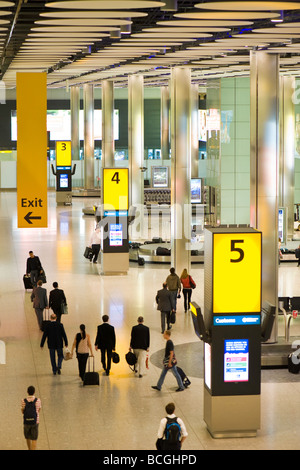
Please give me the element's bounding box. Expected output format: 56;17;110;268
23;274;33;290
83;356;99;386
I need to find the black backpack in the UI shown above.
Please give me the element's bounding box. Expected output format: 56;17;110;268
23;398;37;425
164;417;181;444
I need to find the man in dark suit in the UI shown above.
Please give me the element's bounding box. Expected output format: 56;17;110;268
40;313;68;375
31;279;49;330
49;282;67;323
129;316;150;378
26;251;43;287
95;315;116;376
156;282;172;334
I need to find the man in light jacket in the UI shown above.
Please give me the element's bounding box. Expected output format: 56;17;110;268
165;267;181;313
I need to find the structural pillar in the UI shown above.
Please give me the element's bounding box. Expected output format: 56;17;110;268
250;51;279;343
170;67;192;274
191;83;199;178
161;85;170;161
83;83;94;190
128;74;144;238
70;86;80;161
279;76;295;241
102;80;115;168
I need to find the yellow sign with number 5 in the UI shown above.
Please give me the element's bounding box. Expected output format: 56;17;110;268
213;231;262;314
102;168;129;211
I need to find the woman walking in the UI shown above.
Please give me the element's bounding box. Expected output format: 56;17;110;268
180;269;196;313
71;324;93;381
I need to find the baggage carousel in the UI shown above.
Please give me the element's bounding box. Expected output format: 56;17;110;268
129;242;204;264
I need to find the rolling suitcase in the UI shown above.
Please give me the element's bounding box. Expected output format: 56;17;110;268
41;309;51;332
177;366;191;388
83;356;99;386
23;274;33;290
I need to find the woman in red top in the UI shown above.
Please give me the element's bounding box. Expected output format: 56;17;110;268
180;269;196;312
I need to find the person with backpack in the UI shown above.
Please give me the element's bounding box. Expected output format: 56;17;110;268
156;403;188;450
21;385;41;450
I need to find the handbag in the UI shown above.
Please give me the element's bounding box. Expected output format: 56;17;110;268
61;301;68;315
84;246;93;259
170;311;176;324
189;276;196;289
112;351;120;364
125;351;137;371
63;348;72;361
38;269;47;284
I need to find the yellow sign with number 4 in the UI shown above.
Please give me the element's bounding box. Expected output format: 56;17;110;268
102;168;129;211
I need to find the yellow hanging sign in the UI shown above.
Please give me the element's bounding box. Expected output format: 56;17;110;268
213;231;262;314
102;168;129;211
17;73;48;228
56;141;71;167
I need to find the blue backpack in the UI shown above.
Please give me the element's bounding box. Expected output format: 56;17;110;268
164;417;181;444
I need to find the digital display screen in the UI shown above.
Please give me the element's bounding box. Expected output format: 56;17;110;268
191;178;202;204
59;174;69;189
109;224;123;247
224;339;249;383
204;343;211;390
278;208;284;243
152;167;168;188
11;109;119;141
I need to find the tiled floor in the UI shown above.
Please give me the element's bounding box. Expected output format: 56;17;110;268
1;190;300;450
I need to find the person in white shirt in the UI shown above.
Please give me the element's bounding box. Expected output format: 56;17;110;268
156;402;188;450
89;227;101;263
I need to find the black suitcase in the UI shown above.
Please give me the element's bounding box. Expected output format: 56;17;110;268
83;356;99;386
288;353;300;374
23;274;33;290
177;366;191;388
156;246;171;256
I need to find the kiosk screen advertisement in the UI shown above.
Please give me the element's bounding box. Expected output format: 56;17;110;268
191;178;202;204
59;174;69;189
109;224;123;247
224;339;249;383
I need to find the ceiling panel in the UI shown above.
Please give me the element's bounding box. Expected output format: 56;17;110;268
2;0;300;88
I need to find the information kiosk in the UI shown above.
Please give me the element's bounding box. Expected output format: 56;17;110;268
52;141;76;205
100;168;129;275
192;227;262;438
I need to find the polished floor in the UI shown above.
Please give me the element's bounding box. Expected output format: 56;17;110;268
1;190;300;451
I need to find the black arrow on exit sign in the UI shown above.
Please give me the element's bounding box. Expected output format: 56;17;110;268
24;212;42;225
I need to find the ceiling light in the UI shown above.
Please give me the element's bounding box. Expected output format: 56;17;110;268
271;10;284;22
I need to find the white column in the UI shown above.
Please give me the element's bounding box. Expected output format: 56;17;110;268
250;51;280;343
70;86;80;161
279;76;295;241
128;74;144;238
102;80;115;168
170;67;192;274
83;83;94;190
